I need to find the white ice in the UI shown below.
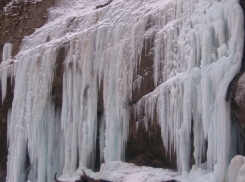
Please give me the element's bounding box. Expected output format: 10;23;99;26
0;0;243;181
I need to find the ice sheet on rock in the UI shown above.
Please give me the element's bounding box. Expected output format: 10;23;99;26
59;161;179;182
0;0;244;181
135;0;244;180
59;161;220;182
6;47;65;182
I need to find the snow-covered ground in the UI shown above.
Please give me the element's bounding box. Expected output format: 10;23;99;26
1;0;244;181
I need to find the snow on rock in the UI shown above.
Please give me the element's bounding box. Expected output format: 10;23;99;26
59;161;180;182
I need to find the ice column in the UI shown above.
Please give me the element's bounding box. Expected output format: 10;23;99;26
1;43;12;102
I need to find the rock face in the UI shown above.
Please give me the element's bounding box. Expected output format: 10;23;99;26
0;0;54;64
230;73;245;128
0;0;11;10
0;0;54;180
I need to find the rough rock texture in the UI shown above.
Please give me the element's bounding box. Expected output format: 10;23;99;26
0;0;54;180
0;0;54;64
125;110;177;169
0;0;11;11
131;37;155;104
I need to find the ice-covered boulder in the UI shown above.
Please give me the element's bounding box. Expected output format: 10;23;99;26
228;155;245;182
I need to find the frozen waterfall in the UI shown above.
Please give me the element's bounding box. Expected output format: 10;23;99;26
0;0;244;181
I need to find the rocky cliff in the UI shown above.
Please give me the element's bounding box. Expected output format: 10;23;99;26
0;0;244;181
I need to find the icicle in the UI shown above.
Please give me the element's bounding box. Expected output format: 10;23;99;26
1;43;12;102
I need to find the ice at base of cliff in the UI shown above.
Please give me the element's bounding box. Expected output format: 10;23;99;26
55;161;218;182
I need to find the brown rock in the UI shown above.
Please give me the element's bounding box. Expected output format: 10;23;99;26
0;0;54;64
230;73;245;128
0;0;11;11
131;36;155;104
125;109;177;170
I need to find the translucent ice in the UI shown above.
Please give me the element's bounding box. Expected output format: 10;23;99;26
0;0;243;181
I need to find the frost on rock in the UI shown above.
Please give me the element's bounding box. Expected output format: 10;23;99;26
0;0;244;181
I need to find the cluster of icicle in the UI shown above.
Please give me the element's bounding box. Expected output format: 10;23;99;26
0;0;244;181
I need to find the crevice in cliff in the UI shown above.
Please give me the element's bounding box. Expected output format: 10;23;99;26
125;107;177;170
52;45;66;109
0;77;14;181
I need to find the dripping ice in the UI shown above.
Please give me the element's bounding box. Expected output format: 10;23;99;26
0;0;244;181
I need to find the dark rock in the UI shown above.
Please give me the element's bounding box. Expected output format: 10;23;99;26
96;0;113;9
131;36;155;104
97;81;104;112
0;0;54;64
0;0;11;11
230;73;245;128
125;109;177;170
0;77;14;181
52;46;66;108
54;171;112;182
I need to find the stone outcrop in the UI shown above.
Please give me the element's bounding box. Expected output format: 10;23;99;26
0;0;54;180
0;0;54;64
0;0;11;10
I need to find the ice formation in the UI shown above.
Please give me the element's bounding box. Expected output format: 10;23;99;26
0;0;244;181
228;155;245;182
